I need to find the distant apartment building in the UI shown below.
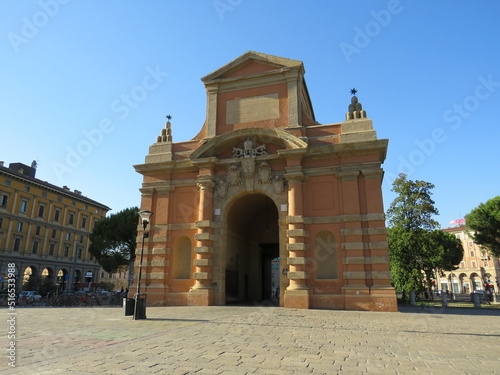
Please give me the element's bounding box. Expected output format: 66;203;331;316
0;161;110;293
439;225;499;294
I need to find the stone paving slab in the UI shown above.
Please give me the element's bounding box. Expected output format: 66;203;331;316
1;305;499;374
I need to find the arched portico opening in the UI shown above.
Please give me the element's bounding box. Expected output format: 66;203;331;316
470;273;481;291
40;268;55;295
223;193;280;305
57;269;68;292
22;266;38;290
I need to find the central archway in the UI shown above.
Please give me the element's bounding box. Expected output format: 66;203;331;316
224;193;280;305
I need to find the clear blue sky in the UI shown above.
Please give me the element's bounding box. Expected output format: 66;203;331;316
1;1;499;228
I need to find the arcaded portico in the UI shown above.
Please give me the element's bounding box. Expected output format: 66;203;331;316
134;51;397;311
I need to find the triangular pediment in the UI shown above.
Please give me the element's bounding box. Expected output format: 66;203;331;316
201;51;303;82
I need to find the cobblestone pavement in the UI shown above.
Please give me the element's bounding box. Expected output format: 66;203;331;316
2;304;499;374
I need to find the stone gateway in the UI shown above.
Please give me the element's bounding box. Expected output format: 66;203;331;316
134;51;397;311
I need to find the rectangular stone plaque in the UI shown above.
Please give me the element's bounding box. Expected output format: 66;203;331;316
226;93;279;124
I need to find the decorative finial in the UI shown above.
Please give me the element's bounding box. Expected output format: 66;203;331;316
157;115;173;143
346;88;367;120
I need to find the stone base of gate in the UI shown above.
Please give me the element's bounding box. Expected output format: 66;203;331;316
188;287;214;306
284;288;311;309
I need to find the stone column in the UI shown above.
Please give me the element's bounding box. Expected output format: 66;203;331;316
188;176;215;306
284;168;310;309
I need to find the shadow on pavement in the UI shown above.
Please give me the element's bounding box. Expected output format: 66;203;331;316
398;304;500;317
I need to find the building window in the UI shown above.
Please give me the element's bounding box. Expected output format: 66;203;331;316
42;191;47;197
81;216;87;229
24;186;30;192
100;271;104;278
0;218;3;228
20;200;28;213
17;222;23;232
32;240;39;254
38;204;45;218
49;242;55;256
79;235;84;243
68;212;74;226
64;245;70;257
470;251;475;258
35;226;41;235
1;194;8;207
460;261;466;268
54;209;60;222
71;202;76;207
57;197;62;202
52;229;57;238
4;180;10;186
65;232;71;241
471;260;477;268
77;247;83;259
13;237;21;251
84;205;88;210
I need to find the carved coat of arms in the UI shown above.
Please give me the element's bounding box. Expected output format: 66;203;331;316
257;162;271;184
228;165;242;186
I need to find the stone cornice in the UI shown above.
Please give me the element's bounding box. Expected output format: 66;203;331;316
134;159;196;175
306;139;388;162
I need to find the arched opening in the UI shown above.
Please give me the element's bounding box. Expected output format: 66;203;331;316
459;273;468;293
74;270;82;291
57;269;68;292
449;273;459;294
22;266;38;290
224;193;279;305
40;267;55;295
470;273;481;291
483;273;495;293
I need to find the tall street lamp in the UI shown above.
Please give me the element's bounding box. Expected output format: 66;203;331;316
134;210;153;320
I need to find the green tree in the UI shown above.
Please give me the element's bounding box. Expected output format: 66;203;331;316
465;196;500;257
386;174;439;231
89;207;139;273
419;230;464;294
387;227;425;298
386;174;463;302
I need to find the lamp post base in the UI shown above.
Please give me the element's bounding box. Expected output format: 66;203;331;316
133;295;147;320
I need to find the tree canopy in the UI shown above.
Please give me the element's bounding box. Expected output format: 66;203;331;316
386;174;463;300
89;207;139;273
465;196;500;257
386;174;440;231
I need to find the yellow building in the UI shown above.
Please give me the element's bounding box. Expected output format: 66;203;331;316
440;225;500;295
0;161;110;293
98;266;132;292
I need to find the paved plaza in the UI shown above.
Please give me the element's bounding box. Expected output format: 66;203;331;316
2;304;499;374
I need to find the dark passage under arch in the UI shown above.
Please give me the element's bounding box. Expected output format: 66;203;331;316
225;194;279;304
